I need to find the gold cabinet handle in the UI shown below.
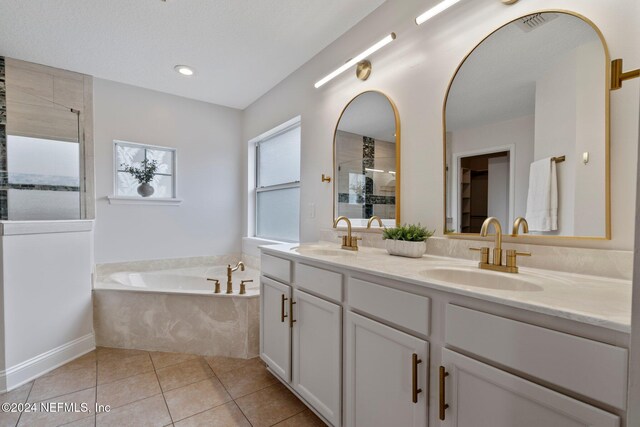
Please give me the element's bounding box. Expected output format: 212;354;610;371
412;353;422;403
281;295;288;323
289;298;297;327
439;366;449;421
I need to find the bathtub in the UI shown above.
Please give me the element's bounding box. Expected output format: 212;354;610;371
93;265;260;358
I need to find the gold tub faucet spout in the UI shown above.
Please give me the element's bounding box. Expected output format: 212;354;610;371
226;261;245;294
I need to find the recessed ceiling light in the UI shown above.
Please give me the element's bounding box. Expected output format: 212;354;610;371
174;65;194;76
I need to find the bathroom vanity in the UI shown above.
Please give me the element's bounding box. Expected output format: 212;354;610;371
259;243;631;427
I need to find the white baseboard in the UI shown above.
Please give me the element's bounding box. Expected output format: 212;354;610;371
0;333;95;392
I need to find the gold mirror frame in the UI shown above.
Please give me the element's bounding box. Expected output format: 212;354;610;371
333;90;401;228
442;10;611;240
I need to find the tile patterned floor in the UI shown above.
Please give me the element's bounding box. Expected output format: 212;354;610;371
0;347;326;427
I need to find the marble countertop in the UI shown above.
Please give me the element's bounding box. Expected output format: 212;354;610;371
261;242;632;333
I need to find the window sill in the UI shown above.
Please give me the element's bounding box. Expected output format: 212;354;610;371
107;196;183;206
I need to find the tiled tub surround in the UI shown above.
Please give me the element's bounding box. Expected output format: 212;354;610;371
94;260;260;358
0;347;324;427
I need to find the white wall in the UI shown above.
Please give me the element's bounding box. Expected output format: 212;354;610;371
534;40;607;236
535;52;578;235
242;0;639;250
93;79;243;263
574;40;607;237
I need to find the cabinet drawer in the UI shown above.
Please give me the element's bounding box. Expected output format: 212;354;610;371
349;278;430;336
261;254;291;284
295;263;343;302
445;305;628;409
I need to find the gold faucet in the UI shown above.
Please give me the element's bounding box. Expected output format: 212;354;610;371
240;279;253;295
470;217;531;273
481;217;503;266
333;216;361;251
207;278;221;293
512;217;529;236
226;262;245;294
367;216;383;229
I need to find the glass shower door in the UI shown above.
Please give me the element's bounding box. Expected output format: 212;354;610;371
4;88;82;220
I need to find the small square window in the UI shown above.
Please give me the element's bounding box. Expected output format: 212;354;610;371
114;141;177;199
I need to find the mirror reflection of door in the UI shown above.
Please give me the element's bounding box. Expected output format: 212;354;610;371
444;12;609;238
458;152;510;233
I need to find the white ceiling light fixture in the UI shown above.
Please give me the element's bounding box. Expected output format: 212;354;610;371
415;0;462;25
415;0;518;25
174;65;195;76
314;33;396;89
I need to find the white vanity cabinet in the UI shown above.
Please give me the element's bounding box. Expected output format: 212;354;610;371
292;289;342;426
260;276;292;381
440;348;620;427
259;248;629;427
260;257;343;426
345;311;429;427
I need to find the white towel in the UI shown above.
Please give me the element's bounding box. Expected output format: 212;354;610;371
525;157;558;232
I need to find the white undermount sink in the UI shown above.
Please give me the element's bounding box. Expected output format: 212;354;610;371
419;266;544;292
292;245;356;257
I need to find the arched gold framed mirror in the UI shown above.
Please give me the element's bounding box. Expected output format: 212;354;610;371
443;11;610;239
334;91;401;227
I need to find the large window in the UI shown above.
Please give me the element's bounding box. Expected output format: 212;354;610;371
114;141;177;199
255;120;301;242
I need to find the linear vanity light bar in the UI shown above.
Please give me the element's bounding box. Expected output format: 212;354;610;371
314;33;396;89
415;0;462;25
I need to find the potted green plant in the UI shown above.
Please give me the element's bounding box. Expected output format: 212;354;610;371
382;223;434;258
121;159;159;197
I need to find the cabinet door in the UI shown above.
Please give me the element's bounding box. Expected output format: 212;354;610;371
292;290;341;426
260;276;291;381
346;312;428;427
440;348;620;427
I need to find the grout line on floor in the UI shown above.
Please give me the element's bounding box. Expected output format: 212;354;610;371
27;384;97;406
93;354;97;427
150;352;175;425
271;407;309;427
13;381;34;427
211;364;255;427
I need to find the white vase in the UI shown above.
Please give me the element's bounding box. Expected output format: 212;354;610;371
384;240;427;258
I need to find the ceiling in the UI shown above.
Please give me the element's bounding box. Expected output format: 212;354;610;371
0;0;385;109
446;13;603;131
338;92;396;142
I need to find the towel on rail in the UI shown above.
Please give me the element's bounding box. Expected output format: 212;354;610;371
525;157;558;232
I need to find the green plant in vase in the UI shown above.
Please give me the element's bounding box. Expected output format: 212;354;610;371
121;159;159;197
382;223;434;258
